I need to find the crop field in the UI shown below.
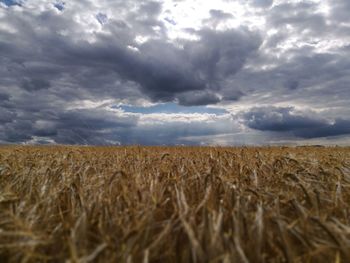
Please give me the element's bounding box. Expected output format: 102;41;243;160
0;146;350;262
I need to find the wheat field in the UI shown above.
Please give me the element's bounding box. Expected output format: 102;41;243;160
0;146;350;262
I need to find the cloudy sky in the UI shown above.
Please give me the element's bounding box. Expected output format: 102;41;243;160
0;0;350;145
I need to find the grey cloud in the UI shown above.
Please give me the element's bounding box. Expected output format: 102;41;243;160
139;1;162;17
0;93;10;102
249;0;273;8
203;9;234;30
267;2;327;35
222;89;244;101
227;0;273;8
56;109;137;130
21;79;51;91
118;114;238;145
330;0;350;23
185;28;261;83
2;120;32;142
229;44;350;114
0;104;139;144
209;9;233;20
33;120;58;137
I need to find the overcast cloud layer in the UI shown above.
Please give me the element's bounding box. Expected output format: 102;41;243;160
0;0;349;145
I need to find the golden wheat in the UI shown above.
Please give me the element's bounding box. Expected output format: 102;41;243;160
0;146;349;262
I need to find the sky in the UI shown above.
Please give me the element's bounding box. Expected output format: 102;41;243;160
0;0;350;146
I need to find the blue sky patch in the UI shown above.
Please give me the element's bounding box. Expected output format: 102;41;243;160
1;0;22;7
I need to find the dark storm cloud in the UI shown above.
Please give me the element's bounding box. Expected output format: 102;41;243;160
56;109;137;130
244;107;327;132
0;108;15;123
0;1;261;105
184;28;261;91
243;107;350;139
294;119;350;139
134;28;260;101
1;119;32;142
71;27;260;102
48;109;138;145
284;79;299;90
177;91;221;106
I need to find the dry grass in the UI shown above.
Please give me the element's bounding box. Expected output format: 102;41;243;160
0;145;350;262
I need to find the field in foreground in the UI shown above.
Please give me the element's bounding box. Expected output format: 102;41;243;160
0;146;350;262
